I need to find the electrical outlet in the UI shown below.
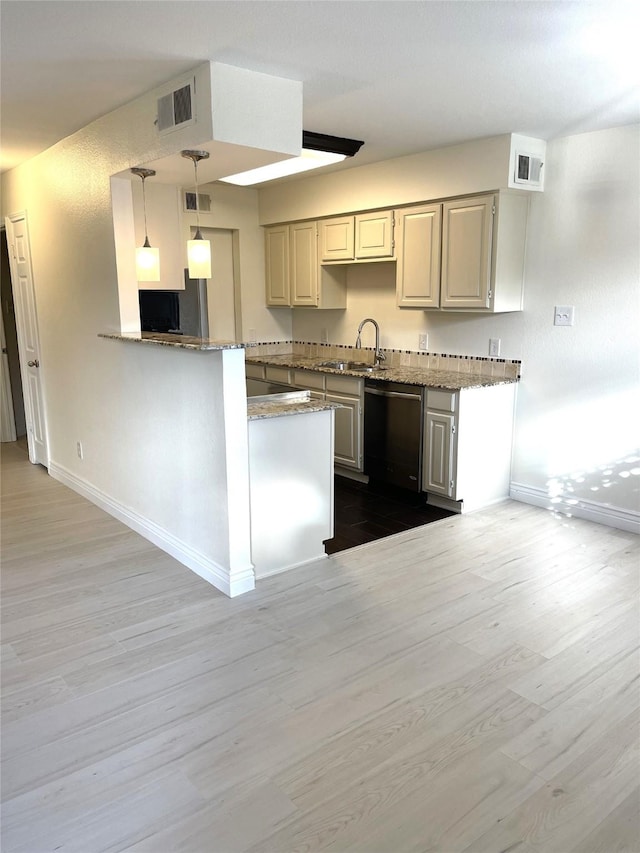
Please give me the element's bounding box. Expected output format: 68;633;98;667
321;328;329;343
489;338;501;357
76;441;83;460
554;306;575;326
249;328;257;342
419;333;428;350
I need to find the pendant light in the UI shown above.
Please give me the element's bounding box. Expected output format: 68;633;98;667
130;167;160;282
181;149;211;279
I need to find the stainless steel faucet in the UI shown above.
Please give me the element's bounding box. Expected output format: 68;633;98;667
355;318;386;366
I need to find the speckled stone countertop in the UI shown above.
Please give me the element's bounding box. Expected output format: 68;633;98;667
247;390;342;421
246;353;517;391
99;332;245;351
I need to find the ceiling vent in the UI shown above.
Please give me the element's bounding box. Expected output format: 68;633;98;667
513;152;544;188
184;191;211;213
156;80;195;134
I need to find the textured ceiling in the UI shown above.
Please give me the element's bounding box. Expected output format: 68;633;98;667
1;0;639;174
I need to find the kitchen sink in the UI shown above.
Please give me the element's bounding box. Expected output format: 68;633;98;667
318;360;387;373
318;360;348;369
347;361;387;373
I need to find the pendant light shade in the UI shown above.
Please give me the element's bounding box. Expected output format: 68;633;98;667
181;150;211;279
131;167;160;282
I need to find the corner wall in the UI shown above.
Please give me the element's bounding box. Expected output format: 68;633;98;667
258;125;640;524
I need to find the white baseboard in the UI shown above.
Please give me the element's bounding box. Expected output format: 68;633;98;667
49;461;255;597
255;552;328;580
510;482;640;535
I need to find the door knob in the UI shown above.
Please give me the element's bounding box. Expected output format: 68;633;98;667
27;359;39;368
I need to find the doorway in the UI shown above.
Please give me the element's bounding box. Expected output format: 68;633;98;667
196;227;242;341
0;229;26;441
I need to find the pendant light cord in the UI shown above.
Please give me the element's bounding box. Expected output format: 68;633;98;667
193;158;202;239
141;175;150;248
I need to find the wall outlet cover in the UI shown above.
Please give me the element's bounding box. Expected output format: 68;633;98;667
554;306;575;326
419;333;428;350
489;338;501;357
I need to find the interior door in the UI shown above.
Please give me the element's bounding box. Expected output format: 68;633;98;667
4;212;49;466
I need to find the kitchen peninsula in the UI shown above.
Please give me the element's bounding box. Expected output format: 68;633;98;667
99;332;340;594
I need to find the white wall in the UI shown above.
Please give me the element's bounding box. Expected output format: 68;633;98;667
0;63;303;595
259;125;640;521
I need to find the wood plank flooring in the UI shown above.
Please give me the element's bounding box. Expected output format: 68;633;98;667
1;441;639;853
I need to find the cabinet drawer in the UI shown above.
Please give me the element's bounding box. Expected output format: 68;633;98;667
426;389;457;412
293;370;326;391
265;366;292;384
245;363;265;380
326;374;363;396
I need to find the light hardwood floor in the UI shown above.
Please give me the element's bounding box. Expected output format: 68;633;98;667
1;441;639;853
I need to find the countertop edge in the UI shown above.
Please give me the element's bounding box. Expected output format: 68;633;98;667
99;333;245;351
245;354;519;391
247;400;342;421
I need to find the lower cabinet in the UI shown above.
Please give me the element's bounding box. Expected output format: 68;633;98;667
289;369;364;471
423;389;457;498
423;383;516;512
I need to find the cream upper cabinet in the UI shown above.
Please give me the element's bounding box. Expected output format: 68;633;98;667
320;210;394;262
355;210;394;259
396;203;442;308
440;193;529;312
290;221;319;306
264;225;290;306
265;222;347;309
320;217;354;261
441;195;494;310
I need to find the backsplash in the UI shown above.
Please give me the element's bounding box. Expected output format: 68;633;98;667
245;340;522;379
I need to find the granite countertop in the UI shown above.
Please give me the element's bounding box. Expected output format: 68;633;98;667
247;389;342;421
99;332;245;351
246;353;517;391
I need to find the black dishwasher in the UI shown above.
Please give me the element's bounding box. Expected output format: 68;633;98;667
364;380;425;492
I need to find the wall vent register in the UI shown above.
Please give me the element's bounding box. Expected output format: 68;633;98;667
156;80;194;134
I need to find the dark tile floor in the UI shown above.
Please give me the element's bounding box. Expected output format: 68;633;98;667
324;475;456;555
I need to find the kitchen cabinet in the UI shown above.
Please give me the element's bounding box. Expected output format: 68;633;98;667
423;390;457;497
395;203;442;308
440;193;528;312
265;222;347;308
422;383;516;512
260;366;364;471
325;374;363;471
319;211;394;262
396;193;528;312
264;225;290;306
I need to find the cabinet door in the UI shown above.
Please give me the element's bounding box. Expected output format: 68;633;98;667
441;195;493;309
320;217;354;261
326;393;362;470
355;211;394;258
290;222;319;306
396;204;442;307
264;225;290;306
424;410;455;496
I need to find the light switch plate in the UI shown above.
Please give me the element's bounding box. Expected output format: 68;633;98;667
554;306;575;326
489;338;501;357
419;333;428;350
